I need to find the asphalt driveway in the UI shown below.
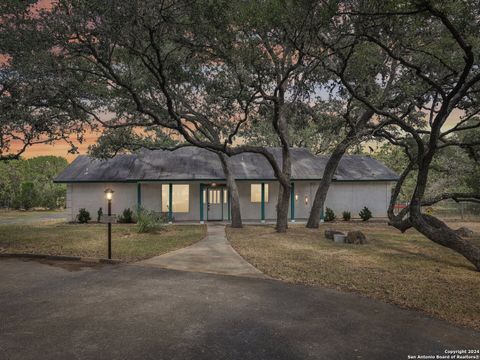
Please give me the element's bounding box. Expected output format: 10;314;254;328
0;258;478;360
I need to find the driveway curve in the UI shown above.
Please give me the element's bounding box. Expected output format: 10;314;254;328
137;223;266;278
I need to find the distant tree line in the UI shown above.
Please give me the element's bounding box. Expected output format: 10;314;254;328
0;156;68;210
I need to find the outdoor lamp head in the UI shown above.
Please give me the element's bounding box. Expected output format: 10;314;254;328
105;188;114;200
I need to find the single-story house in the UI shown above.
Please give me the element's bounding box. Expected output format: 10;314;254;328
54;147;398;223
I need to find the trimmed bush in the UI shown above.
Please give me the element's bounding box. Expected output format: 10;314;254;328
342;211;351;221
324;207;335;222
136;207;165;233
118;208;135;223
359;206;372;221
77;208;91;223
97;207;103;222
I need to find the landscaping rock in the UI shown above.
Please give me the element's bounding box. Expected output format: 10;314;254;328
333;234;346;243
346;231;367;244
324;229;345;240
454;227;474;238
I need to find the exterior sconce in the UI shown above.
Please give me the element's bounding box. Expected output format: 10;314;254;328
105;188;114;201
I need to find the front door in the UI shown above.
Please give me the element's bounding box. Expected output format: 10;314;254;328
207;187;223;220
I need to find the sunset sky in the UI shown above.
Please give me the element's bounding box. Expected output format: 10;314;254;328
18;132;99;162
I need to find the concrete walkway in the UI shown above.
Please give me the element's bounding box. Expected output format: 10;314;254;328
137;223;266;278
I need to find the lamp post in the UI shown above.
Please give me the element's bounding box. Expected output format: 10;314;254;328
104;188;114;259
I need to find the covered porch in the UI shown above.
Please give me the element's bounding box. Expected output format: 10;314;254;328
135;181;308;223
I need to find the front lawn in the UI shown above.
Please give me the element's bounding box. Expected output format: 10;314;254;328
0;209;65;222
0;222;206;262
226;221;480;330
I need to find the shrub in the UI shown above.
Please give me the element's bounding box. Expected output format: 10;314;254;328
359;206;372;221
19;182;37;210
342;211;351;221
77;208;91;223
136;207;165;233
118;208;135;223
97;207;103;222
324;207;335;222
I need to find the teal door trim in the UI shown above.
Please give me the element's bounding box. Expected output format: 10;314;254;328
168;183;173;222
199;183;204;223
261;183;265;223
290;182;295;222
227;189;231;221
136;183;142;210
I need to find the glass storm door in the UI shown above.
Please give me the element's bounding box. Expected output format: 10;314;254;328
207;187;223;220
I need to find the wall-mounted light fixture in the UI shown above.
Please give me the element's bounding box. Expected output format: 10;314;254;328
305;196;309;205
295;194;299;201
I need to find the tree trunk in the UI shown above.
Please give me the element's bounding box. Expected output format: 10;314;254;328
218;153;242;228
275;142;291;232
390;150;480;271
276;181;291;232
413;215;480;271
307;109;374;228
306;139;350;228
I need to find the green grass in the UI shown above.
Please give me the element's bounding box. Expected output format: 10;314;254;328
0;209;64;219
226;221;480;330
0;222;206;262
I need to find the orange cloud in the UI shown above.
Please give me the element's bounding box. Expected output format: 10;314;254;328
10;131;99;162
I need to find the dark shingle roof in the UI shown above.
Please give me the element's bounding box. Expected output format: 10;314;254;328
54;147;398;182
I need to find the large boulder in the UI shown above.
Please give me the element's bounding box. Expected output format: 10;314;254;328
454;227;474;238
324;229;345;240
346;231;367;244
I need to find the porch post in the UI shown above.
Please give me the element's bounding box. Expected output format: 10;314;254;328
290;182;295;222
199;183;204;224
220;186;224;220
261;183;265;223
227;189;231;221
136;182;142;210
168;183;173;223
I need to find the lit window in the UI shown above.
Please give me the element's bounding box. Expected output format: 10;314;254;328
224;189;228;204
251;184;269;203
162;184;189;213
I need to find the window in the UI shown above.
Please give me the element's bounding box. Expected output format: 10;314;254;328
204;187;227;204
209;189;221;204
162;184;189;213
251;184;268;203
